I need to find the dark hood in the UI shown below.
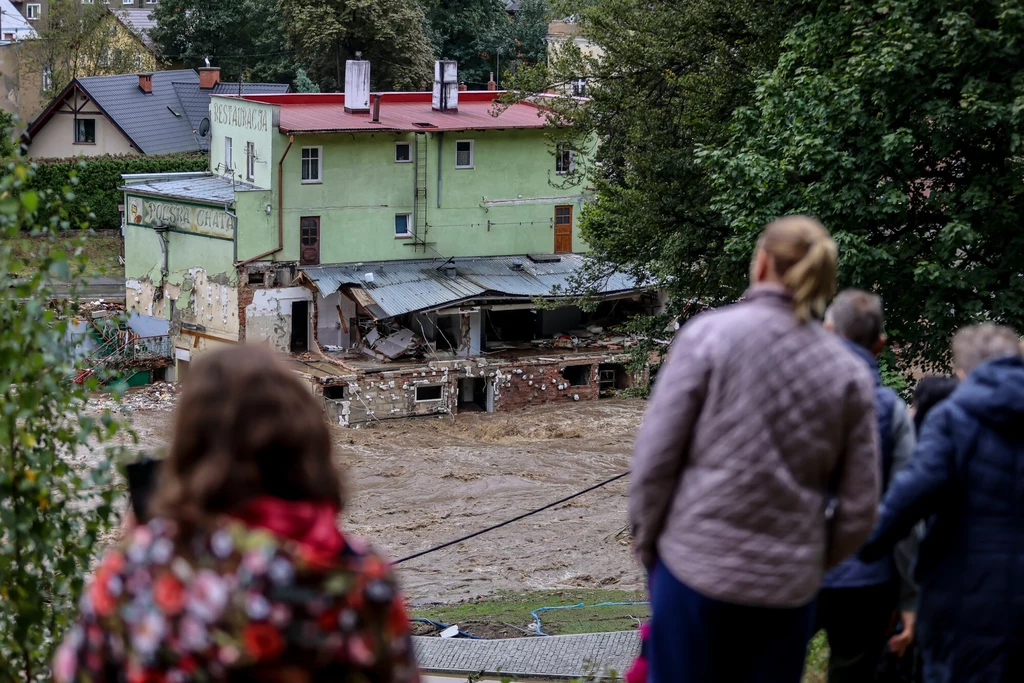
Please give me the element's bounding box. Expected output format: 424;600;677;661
842;339;882;386
951;355;1024;427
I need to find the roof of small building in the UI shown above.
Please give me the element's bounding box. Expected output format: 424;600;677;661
121;173;258;205
300;253;642;319
26;70;289;155
110;7;157;49
1;0;37;42
413;631;640;679
233;91;548;134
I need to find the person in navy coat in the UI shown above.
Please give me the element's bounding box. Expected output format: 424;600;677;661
860;324;1024;683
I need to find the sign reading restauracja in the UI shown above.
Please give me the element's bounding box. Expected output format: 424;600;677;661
126;196;234;240
211;101;270;132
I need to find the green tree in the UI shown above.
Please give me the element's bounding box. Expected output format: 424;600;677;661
0;128;128;678
151;0;293;83
502;0;805;325
422;0;510;86
703;0;1024;370
279;0;434;91
293;68;322;93
505;0;548;68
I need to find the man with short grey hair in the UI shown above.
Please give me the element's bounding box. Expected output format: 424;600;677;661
860;324;1024;681
818;289;919;682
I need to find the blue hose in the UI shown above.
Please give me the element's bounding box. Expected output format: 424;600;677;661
530;601;650;636
410;617;484;640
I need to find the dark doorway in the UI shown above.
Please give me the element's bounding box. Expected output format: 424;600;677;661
291;300;309;352
300;216;320;266
458;378;487;411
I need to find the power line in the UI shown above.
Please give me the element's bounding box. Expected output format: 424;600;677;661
393;471;630;565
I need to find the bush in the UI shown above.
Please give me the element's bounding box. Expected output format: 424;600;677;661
26;153;208;231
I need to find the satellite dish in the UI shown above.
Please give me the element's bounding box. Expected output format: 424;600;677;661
198;117;210;137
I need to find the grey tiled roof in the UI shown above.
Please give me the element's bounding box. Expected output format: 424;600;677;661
111;8;157;49
76;70;201;155
413;631;640;679
301;254;643;319
174;81;290;151
120;173;258;205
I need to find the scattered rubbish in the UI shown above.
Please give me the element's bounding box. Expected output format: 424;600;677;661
89;381;180;413
440;625;460;639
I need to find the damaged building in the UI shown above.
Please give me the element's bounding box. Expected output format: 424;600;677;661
120;59;651;424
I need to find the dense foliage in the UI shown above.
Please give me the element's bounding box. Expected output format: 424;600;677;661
278;0;435;91
26;153;208;232
0;137;128;679
150;0;293;83
704;0;1024;369
422;0;511;86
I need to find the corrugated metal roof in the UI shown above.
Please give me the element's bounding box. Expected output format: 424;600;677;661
236;92;547;134
301;254;642;319
121;174;256;205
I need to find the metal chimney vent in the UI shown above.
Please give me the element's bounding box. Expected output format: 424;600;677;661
432;61;459;112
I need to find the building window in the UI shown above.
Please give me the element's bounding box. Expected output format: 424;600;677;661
98;49;111;67
26;4;41;19
556;143;574;175
245;141;255;181
300;146;321;183
41;66;52;91
224;137;233;172
122;0;132;4
395;142;411;163
394;213;412;238
74;119;96;144
455;139;474;169
415;385;443;402
299;216;320;266
570;78;587;96
146;0;157;3
134;54;143;69
81;0;94;4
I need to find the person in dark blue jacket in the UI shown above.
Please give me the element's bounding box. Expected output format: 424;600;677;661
860;323;1024;683
817;290;919;682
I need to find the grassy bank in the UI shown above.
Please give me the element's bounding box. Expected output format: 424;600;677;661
9;234;122;278
411;589;830;681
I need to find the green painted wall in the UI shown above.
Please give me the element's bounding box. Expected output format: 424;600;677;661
234;126;593;265
208;97;278;189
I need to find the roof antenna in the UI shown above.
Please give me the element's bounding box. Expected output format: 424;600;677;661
204;56;211;68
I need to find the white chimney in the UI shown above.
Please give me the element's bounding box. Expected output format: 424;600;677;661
344;60;371;113
432;60;459;112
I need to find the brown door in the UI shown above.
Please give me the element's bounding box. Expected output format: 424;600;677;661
300;216;320;265
554;205;572;253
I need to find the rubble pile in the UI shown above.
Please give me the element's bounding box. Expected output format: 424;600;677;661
89;381;180;413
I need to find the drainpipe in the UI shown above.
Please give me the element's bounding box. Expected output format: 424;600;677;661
436;131;443;209
237;134;294;266
225;208;238;262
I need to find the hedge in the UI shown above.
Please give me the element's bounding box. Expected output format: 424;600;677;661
27;153;209;231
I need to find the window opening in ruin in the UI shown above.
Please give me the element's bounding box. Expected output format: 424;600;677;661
290;300;309;353
561;365;591;386
598;363;631;397
415;384;443;402
457;378;487;412
247;271;264;285
324;385;347;400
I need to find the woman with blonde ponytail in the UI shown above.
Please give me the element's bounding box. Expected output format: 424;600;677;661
629;216;880;683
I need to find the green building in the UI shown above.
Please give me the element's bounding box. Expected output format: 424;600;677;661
122;60;651;424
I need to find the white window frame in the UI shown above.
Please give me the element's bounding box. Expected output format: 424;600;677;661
41;66;52;91
395;142;412;163
81;0;94;4
224;137;233;173
556;144;575;176
122;0;133;5
134;54;143;69
245;141;255;182
300;146;322;184
394;213;412;238
145;0;157;4
455;139;474;169
26;3;41;19
415;384;444;402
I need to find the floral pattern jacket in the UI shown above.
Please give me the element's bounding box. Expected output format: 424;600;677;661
54;517;419;683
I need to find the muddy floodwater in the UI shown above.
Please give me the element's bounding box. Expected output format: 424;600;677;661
120;395;646;602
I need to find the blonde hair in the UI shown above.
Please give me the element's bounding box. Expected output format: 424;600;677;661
952;323;1022;374
757;215;838;322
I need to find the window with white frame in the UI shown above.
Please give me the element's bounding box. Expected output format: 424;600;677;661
122;0;133;5
301;146;322;183
81;0;94;4
146;0;157;3
570;78;587;96
134;54;143;69
395;142;411;163
415;385;443;402
455;140;474;169
26;4;41;19
394;214;412;237
245;141;255;181
98;49;111;67
224;137;233;172
42;66;52;91
556;143;574;175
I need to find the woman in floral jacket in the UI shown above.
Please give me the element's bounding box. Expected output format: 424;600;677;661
54;345;419;683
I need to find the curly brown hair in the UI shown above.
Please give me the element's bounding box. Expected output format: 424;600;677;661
151;344;343;529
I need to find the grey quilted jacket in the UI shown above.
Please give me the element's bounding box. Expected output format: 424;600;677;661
629;284;880;607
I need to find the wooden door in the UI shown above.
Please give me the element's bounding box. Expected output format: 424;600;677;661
300;216;320;265
554;205;572;253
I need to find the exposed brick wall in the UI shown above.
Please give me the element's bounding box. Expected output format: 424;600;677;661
491;361;601;411
236;285;254;342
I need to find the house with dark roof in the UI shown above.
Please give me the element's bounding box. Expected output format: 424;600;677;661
25;67;289;158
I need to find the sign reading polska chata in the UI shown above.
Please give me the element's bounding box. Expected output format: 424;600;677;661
126;196;234;240
211;101;269;132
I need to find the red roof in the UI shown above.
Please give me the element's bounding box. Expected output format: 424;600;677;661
231;91;548;134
